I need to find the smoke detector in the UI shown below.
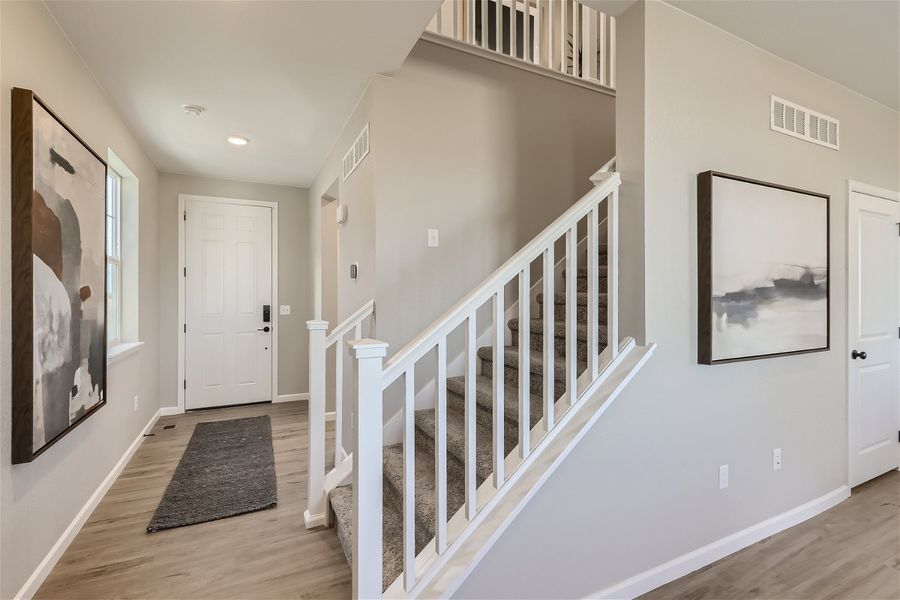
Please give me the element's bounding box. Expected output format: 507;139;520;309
182;104;205;117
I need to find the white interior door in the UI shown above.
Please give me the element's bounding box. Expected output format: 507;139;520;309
185;199;274;410
848;186;900;487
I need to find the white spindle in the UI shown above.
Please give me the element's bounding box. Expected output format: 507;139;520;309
304;320;328;528
436;1;443;35
518;268;531;458
403;369;416;592
560;0;567;74
348;338;388;600
588;206;600;378
492;289;505;487
542;246;555;431
335;333;343;467
495;0;502;53
535;0;542;66
510;0;517;59
354;322;362;340
572;0;579;77
523;0;531;62
452;0;459;40
464;314;477;520
468;0;476;44
583;4;597;81
609;16;616;89
607;188;619;359
548;0;554;69
565;227;577;404
436;338;449;553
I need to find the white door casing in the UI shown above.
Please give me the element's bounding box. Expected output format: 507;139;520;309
182;196;277;410
848;182;900;488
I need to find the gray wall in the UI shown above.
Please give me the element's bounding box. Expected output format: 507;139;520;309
157;173;312;403
454;1;899;597
0;3;161;597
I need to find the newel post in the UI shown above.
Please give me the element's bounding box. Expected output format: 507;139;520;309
348;338;388;599
304;319;329;529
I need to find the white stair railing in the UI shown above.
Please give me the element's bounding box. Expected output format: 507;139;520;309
304;299;375;528
347;161;621;597
425;0;616;90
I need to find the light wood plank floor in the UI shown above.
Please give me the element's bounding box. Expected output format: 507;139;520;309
36;402;351;600
642;470;900;600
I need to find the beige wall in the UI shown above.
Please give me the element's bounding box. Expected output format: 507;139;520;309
0;3;161;597
455;2;900;597
157;174;312;403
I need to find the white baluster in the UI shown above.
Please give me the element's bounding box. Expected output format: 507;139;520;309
436;338;448;553
523;0;531;62
565;227;577;404
452;0;459;40
495;0;502;54
492;288;505;487
468;0;476;44
542;246;555;431
304;320;329;529
355;322;362;340
335;332;343;468
607;188;619;359
572;0;579;77
583;4;597;81
348;338;388;600
588;205;600;378
509;0;517;58
481;0;489;48
548;0;554;70
609;15;616;89
403;368;416;592
599;12;608;86
535;0;543;66
464;314;477;520
560;0;567;74
518;268;530;458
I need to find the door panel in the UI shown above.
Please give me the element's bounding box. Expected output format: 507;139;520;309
849;189;899;487
186;199;273;409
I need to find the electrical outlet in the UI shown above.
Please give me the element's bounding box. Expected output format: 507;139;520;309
133;396;139;412
719;464;729;489
773;448;782;470
427;228;439;248
279;305;291;316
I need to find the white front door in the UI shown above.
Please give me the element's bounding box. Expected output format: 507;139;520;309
848;186;900;487
185;198;274;410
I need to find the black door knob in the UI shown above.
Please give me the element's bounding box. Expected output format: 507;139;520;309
851;350;867;360
258;326;271;333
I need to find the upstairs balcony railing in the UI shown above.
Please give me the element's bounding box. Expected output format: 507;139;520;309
425;0;616;91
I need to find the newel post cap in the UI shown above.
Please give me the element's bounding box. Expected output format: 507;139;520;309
306;320;329;331
347;338;389;359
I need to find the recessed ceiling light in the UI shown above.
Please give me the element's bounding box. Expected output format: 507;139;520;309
182;104;204;116
227;136;249;146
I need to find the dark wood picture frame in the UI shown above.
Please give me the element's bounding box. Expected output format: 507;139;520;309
698;171;830;365
11;88;108;464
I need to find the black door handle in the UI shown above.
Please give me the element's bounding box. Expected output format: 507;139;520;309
258;326;271;333
851;350;867;360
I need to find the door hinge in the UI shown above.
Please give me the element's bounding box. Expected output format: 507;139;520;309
184;211;187;221
183;379;187;390
184;323;187;333
183;267;186;277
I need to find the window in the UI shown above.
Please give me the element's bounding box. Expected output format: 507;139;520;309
106;168;122;346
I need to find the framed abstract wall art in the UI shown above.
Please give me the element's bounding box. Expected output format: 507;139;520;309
698;171;829;365
11;88;108;463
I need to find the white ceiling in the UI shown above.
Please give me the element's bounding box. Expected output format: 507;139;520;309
46;0;441;187
668;0;900;111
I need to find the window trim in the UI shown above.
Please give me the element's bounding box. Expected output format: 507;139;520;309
106;168;123;348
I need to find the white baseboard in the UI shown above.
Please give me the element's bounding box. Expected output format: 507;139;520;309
273;392;309;403
159;406;182;417
14;408;162;600
591;485;851;599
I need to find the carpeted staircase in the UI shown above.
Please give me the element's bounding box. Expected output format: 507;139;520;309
329;247;608;590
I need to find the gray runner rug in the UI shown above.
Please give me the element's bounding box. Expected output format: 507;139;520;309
147;415;277;532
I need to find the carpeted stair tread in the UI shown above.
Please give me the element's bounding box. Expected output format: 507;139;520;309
329;483;406;592
536;291;608;307
508;317;606;342
414;407;500;483
478;345;586;398
382;441;468;546
563;265;607;279
445;375;544;431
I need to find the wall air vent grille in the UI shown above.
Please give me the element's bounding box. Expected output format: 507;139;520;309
770;96;839;150
342;123;370;181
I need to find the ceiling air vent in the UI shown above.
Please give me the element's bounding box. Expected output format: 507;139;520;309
342;123;370;181
770;96;839;150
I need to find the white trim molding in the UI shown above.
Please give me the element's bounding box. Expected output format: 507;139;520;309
14;409;162;600
273;393;309;404
107;341;144;365
177;194;280;413
590;485;850;600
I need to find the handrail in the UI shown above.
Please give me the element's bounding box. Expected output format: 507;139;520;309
381;171;620;388
326;299;375;347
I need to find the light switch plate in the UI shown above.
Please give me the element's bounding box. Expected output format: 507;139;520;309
427;228;439;247
279;305;291;316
